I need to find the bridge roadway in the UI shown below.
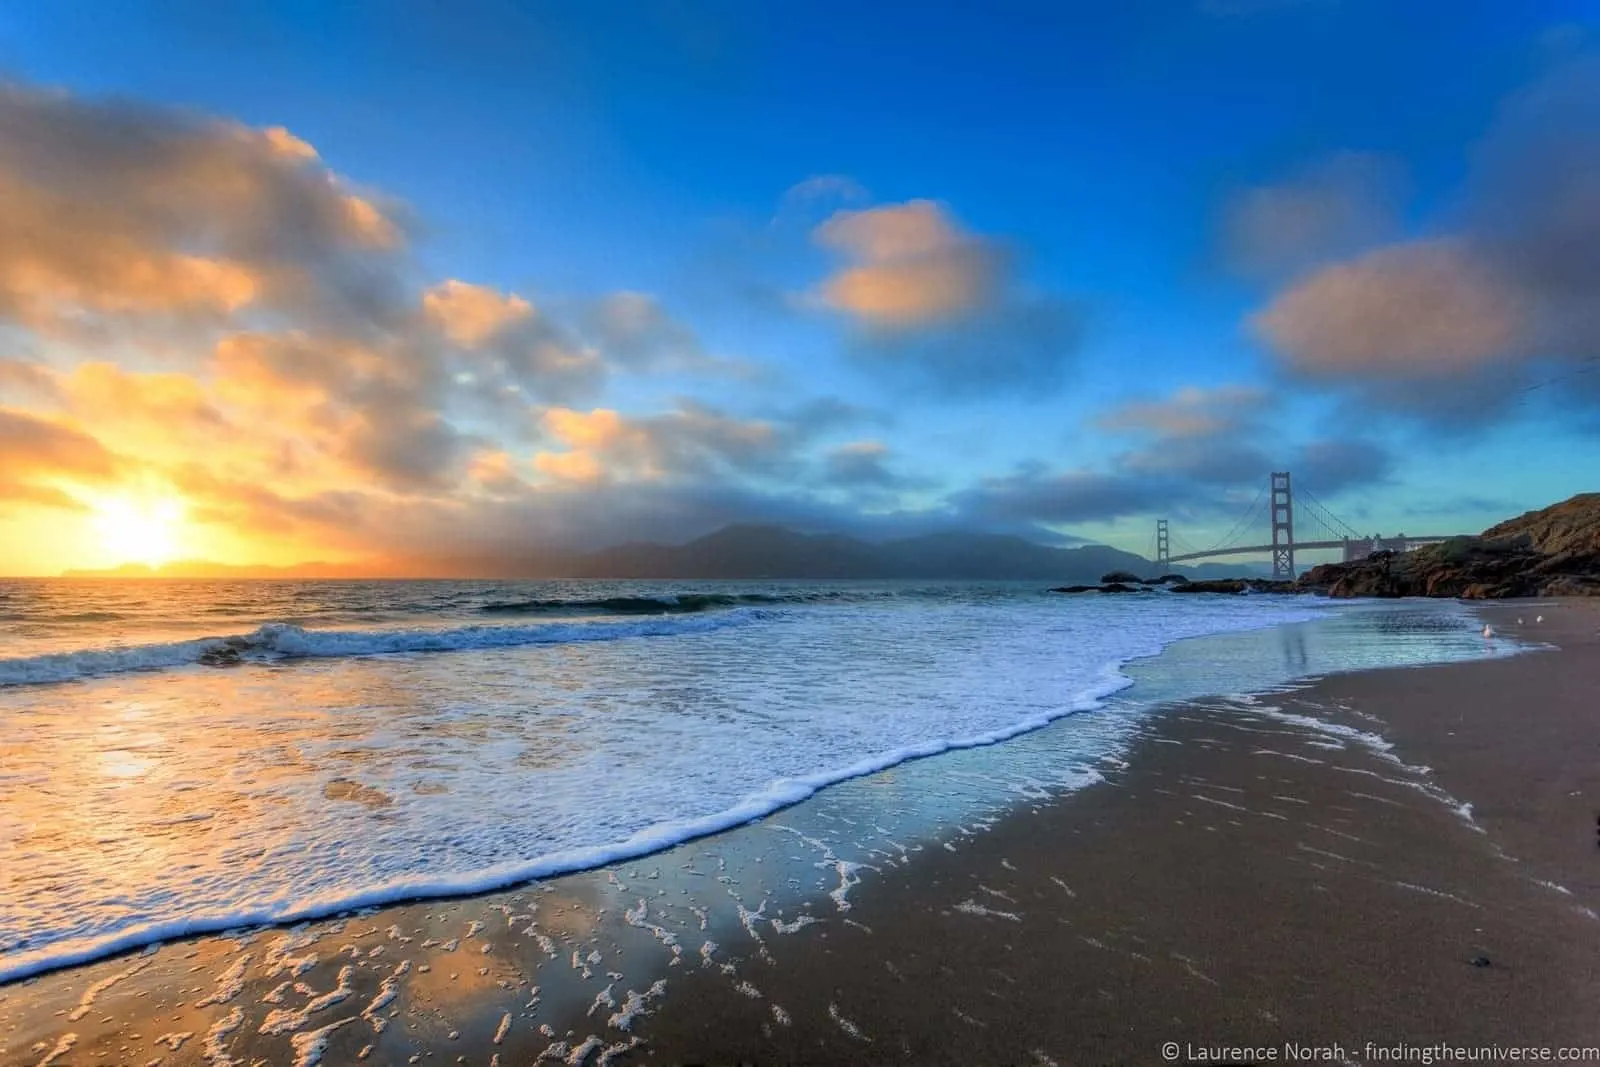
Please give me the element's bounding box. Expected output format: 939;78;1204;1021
1166;535;1470;565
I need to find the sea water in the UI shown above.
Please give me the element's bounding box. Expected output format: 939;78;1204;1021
0;580;1505;983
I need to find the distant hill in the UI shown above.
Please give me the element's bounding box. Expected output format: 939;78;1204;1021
560;524;1264;581
58;526;1270;581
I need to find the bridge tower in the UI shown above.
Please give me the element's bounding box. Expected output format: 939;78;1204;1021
1155;519;1169;573
1270;471;1294;579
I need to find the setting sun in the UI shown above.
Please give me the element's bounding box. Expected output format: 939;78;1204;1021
89;496;186;568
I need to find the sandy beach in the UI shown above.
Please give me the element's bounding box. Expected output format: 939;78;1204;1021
636;601;1600;1065
4;600;1598;1066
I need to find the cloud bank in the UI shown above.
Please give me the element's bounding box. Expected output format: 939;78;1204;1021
1248;57;1600;425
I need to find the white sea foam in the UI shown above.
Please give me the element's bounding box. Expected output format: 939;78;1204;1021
955;899;1022;922
34;1032;76;1066
607;979;668;1030
9;584;1493;986
829;1002;870;1042
258;964;354;1036
202;1006;245;1066
289;1017;356;1067
68;955;151;1020
0;612;763;688
194;953;251;1007
361;959;410;1032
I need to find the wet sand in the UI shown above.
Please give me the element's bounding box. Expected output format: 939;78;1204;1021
634;602;1600;1065
3;602;1597;1066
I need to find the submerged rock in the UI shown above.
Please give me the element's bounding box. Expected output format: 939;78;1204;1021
198;645;244;667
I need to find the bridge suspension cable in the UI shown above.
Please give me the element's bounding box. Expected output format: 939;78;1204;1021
1169;530;1208;558
1159;470;1471;568
1200;486;1267;555
1296;488;1363;541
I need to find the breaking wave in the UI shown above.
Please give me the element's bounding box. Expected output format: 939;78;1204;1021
0;612;767;688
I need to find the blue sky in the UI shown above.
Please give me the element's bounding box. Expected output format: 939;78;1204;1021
0;1;1594;573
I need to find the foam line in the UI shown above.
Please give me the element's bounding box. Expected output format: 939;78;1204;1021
0;611;765;688
0;661;1135;983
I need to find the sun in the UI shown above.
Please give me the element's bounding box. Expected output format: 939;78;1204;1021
90;495;186;569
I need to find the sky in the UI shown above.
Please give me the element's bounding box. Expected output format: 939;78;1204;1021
0;0;1595;575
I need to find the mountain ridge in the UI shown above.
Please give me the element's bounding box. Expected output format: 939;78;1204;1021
57;524;1266;581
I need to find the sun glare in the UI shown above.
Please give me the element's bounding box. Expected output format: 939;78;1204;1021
90;496;186;569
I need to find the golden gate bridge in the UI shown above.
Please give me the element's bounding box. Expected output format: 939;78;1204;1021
1155;472;1470;579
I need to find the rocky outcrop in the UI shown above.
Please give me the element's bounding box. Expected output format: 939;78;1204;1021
1483;492;1600;576
1100;570;1142;584
1299;494;1600;599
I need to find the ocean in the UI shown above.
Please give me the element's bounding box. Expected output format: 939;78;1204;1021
0;579;1510;986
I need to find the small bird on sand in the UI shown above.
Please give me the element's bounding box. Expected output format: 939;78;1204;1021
1536;615;1544;623
1517;618;1524;625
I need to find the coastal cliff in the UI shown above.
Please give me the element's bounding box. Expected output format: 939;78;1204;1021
1300;494;1600;599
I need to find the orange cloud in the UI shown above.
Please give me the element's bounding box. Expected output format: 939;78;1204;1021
543;407;634;450
533;449;608;485
62;362;228;433
813;200;998;327
0;407;126;516
466;450;531;496
0;195;262;328
1251;239;1527;379
0;482;89;512
0;359;60;405
1097;386;1268;438
423;280;534;347
0;408;120;482
0;83;403;337
0;82;929;573
536;404;783;485
259;125;319;162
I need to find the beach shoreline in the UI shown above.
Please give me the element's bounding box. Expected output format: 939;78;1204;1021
632;600;1600;1065
3;600;1596;1066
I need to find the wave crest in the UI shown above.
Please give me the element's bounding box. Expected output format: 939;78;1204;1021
0;612;764;688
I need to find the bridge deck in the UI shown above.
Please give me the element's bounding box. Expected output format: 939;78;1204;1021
1167;536;1464;564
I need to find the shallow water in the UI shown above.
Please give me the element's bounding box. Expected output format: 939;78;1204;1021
0;581;1504;983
